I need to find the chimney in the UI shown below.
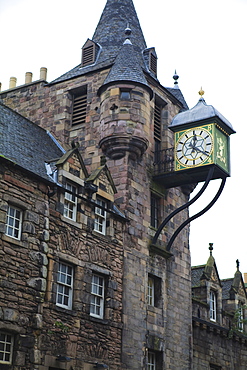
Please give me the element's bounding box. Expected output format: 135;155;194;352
40;67;47;81
244;273;247;285
0;82;1;92
9;77;17;89
25;72;33;84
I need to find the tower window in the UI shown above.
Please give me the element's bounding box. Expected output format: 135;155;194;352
148;351;156;370
150;193;160;229
72;87;87;126
154;100;162;142
120;89;131;100
147;274;162;308
147;350;163;370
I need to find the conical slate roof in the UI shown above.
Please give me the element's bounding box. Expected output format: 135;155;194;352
99;39;152;97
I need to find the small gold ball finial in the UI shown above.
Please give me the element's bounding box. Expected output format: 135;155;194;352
199;87;205;97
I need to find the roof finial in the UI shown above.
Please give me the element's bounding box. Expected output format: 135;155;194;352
173;70;179;88
125;22;132;37
198;87;205;101
124;23;132;45
236;259;240;270
209;243;213;256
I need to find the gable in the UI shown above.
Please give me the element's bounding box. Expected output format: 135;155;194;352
86;165;117;202
56;146;88;183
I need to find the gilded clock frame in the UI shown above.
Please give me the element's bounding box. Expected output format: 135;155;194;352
175;124;214;171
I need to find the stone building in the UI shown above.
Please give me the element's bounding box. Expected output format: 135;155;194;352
192;246;247;369
0;0;246;369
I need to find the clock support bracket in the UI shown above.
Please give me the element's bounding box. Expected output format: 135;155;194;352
151;166;226;252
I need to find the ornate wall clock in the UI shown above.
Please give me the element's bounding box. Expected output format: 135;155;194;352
169;91;235;184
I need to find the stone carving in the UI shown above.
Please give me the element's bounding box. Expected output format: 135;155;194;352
59;230;84;257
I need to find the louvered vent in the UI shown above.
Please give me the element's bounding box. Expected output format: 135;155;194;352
72;93;87;126
82;44;95;67
154;103;161;141
150;53;157;75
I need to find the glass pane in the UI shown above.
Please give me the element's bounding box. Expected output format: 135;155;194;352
5;353;10;361
9;207;15;216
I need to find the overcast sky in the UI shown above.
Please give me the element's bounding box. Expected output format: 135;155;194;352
0;0;246;279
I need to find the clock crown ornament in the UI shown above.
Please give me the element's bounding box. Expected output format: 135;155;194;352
169;89;235;135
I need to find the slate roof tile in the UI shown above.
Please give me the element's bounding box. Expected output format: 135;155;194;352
0;102;64;182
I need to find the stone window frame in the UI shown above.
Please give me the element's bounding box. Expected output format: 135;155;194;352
5;204;23;241
90;273;105;319
56;261;74;310
209;290;217;322
0;331;14;364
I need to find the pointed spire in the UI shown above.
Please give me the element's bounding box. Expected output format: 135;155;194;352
92;0;146;63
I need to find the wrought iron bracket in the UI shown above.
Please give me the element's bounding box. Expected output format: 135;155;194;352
151;167;227;251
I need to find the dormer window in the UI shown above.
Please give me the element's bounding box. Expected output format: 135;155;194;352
81;39;99;67
149;52;157;75
143;48;157;76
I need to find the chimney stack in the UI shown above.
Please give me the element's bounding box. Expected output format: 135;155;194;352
9;77;17;89
25;72;33;84
40;67;47;81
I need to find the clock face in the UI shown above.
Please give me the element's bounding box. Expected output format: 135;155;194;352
175;127;213;168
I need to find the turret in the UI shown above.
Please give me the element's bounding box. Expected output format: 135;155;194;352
98;30;153;160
